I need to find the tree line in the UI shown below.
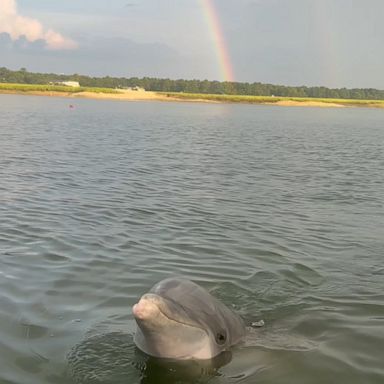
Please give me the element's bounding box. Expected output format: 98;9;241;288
1;67;383;100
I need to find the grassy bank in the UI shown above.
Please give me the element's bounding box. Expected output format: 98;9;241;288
160;92;384;108
1;83;383;108
0;83;120;94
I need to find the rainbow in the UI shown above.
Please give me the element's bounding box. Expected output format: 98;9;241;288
200;0;235;82
313;2;340;87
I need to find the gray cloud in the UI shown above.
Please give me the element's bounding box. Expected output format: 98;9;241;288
0;33;192;79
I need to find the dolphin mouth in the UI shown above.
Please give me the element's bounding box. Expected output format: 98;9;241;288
133;293;205;331
156;304;204;330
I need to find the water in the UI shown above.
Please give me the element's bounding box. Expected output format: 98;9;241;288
0;94;383;384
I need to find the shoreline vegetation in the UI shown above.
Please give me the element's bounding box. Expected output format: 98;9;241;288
1;83;384;109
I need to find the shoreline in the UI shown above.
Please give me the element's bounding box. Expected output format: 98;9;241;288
1;88;383;109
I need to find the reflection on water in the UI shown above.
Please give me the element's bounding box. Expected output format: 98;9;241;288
0;94;383;384
68;332;232;384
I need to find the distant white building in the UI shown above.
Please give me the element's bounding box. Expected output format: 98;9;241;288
54;81;80;87
124;86;145;92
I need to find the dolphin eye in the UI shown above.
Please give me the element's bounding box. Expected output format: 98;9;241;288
216;332;227;345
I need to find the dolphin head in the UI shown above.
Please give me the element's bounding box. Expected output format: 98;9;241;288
133;278;245;360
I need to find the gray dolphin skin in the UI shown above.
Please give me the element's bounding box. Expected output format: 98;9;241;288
132;277;246;360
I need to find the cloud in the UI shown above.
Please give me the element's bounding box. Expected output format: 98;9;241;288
0;32;189;79
0;0;78;50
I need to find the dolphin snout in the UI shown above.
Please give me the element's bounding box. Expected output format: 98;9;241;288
132;294;162;320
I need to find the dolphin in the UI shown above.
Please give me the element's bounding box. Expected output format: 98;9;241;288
132;277;246;360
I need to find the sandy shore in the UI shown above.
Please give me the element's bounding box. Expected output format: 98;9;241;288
71;90;218;103
1;88;383;108
73;90;347;107
268;100;345;108
0;89;174;101
73;90;174;101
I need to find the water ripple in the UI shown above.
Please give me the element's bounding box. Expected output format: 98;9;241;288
1;96;383;383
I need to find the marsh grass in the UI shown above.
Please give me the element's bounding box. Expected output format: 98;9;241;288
161;92;384;108
1;83;383;108
0;83;120;94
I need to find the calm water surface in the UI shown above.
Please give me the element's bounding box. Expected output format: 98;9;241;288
0;94;383;384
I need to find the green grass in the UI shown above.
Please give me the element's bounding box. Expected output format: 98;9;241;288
1;83;383;108
0;83;120;94
160;92;384;108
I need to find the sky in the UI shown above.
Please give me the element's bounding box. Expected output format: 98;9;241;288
0;0;383;89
